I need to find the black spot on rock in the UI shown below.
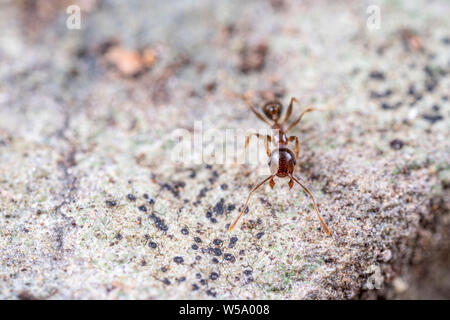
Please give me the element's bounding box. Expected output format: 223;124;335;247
209;247;222;256
149;241;157;248
127;194;136;201
194;236;202;243
149;213;168;231
213;199;225;215
369;71;385;80
255;232;265;239
206;289;217;297
243;269;253;276
138;205;147;212
105;200;117;208
224;253;235;262
173;256;184;264
213;239;223;246
390;139;404;150
210;272;219;280
181;228;189;235
422;114;443;124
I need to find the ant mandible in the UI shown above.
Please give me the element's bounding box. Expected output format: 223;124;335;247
229;94;331;236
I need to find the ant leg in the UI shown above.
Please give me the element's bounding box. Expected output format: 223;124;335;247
282;97;299;125
229;175;273;232
291;175;331;236
240;94;272;125
244;134;272;157
270;176;275;189
288;136;300;158
224;89;271;125
286;106;319;132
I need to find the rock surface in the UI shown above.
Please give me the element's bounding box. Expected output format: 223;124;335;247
0;0;449;299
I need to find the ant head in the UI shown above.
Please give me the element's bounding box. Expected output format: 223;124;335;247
263;101;283;122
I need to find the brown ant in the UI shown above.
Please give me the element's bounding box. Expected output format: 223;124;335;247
228;94;331;236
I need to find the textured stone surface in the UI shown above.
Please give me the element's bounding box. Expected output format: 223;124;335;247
0;0;449;299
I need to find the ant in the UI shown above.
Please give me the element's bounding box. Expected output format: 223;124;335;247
228;94;331;236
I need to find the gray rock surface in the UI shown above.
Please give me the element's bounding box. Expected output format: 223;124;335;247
0;0;449;299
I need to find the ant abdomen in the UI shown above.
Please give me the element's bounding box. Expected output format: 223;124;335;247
269;148;296;177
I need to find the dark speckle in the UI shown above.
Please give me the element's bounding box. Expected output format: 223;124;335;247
206;211;212;219
161;266;168;272
255;232;265;239
212;257;219;264
213;239;223;246
149;241;157;249
425;78;438;92
227;204;236;212
195;273;202;279
209;247;222;256
181;228;189;235
115;232;123;240
162;278;171;285
210;218;218;223
213;199;225;215
229;236;238;248
369;71;385;80
192;284;199;291
17;291;37;300
220;184;228;190
370;89;392;99
239;250;245;256
224;253;235;262
210;272;219;280
422;114;443;124
127;194;136;201
143;193;149;199
138;205;147;212
206;289;217;297
149;213;168;232
191;244;199;250
147;198;155;205
173;256;184;264
177;277;186;283
194;236;202;243
105;200;117;208
209;171;219;184
381;102;401;110
243;269;253;276
390;139;404;150
199;279;207;286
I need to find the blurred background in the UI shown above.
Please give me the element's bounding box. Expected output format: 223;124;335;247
0;0;449;299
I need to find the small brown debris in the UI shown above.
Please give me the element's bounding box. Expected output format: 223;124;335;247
142;48;157;68
401;29;423;52
105;47;145;77
239;41;269;74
